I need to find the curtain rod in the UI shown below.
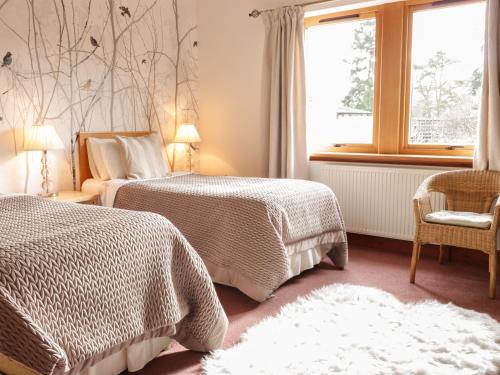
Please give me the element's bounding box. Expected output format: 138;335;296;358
249;0;336;17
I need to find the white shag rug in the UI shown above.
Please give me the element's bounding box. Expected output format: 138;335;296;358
202;284;500;375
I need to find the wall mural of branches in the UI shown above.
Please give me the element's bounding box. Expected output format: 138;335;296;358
0;0;198;193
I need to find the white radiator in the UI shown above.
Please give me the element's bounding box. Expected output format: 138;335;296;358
310;162;450;241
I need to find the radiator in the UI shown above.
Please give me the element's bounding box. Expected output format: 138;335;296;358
310;162;450;241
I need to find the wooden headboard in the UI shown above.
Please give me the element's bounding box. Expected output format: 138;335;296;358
78;131;153;189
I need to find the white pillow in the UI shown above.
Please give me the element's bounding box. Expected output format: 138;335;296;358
86;138;127;180
114;134;169;179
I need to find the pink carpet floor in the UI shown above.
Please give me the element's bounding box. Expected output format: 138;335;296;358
131;242;500;375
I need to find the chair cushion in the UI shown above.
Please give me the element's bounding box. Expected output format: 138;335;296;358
424;210;493;229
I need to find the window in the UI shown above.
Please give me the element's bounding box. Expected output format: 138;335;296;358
405;1;485;150
305;0;486;162
306;13;377;153
306;14;378;151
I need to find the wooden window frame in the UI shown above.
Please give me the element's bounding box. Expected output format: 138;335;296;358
305;7;381;154
306;0;483;165
400;0;483;158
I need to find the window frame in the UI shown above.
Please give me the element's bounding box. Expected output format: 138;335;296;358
305;7;382;154
400;0;483;157
305;0;484;161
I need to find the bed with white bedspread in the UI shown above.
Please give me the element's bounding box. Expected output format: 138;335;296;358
85;174;348;302
0;195;227;375
79;131;348;302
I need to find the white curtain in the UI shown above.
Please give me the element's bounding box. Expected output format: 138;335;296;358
474;0;500;171
263;6;308;180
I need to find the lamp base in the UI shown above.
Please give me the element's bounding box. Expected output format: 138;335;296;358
39;150;58;198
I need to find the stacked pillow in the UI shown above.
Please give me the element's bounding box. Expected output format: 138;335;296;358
86;138;126;180
86;133;170;180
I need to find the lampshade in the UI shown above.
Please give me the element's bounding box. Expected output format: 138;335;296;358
174;123;201;144
24;124;64;151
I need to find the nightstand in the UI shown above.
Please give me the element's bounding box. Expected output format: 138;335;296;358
49;191;98;205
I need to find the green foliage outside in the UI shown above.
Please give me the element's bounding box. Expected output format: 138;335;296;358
342;19;376;113
342;20;482;144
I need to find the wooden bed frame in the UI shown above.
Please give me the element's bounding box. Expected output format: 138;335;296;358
78;131;153;189
0;351;41;375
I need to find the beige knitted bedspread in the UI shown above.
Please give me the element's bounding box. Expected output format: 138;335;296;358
114;175;348;301
0;195;228;375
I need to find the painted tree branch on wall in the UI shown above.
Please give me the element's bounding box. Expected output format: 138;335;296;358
0;0;199;191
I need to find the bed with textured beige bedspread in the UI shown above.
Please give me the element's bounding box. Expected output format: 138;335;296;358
0;195;228;375
113;174;348;301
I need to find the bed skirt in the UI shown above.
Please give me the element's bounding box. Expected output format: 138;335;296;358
205;231;348;302
0;337;170;375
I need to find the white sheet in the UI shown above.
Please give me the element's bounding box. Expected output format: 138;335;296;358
82;178;130;207
78;337;170;375
82;173;191;208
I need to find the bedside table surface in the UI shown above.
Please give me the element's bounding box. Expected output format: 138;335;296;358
50;191;98;203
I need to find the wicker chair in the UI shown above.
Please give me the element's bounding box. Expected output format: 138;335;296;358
410;170;500;299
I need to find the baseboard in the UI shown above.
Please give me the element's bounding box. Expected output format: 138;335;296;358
347;233;490;267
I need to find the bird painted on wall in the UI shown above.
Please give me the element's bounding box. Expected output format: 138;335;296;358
1;52;12;67
119;6;131;17
80;79;92;91
90;36;100;48
141;59;147;64
193;41;198;48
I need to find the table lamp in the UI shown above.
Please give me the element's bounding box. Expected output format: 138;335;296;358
24;124;64;197
174;123;201;172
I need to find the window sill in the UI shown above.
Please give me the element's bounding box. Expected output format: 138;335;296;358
309;152;473;168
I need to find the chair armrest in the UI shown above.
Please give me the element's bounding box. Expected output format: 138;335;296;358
491;201;500;230
413;178;433;224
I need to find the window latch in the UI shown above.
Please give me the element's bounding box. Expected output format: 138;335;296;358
446;145;464;150
333;143;347;148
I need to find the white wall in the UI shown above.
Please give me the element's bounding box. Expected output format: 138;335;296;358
197;0;304;177
196;0;380;177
